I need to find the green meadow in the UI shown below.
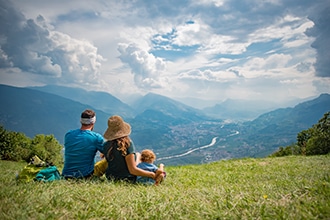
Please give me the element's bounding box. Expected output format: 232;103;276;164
1;155;329;220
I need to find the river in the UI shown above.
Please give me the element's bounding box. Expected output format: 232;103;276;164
157;137;218;161
157;130;239;161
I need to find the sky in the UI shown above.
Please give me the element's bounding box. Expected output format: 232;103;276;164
1;0;330;108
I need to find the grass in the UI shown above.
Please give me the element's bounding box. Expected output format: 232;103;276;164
1;155;329;219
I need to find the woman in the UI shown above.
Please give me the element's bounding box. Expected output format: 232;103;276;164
103;115;155;183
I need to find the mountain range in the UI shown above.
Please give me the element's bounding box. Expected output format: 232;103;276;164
30;85;135;118
1;84;329;165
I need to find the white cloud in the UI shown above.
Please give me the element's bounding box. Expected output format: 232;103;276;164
178;69;238;82
117;43;167;89
173;21;206;46
0;1;105;88
202;35;248;55
49;31;105;83
196;0;226;7
244;54;292;73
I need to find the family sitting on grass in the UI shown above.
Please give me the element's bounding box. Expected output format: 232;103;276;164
61;109;166;185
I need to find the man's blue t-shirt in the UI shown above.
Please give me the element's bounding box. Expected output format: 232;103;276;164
62;129;104;178
136;162;158;184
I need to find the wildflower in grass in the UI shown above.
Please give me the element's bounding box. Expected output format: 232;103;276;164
263;195;268;199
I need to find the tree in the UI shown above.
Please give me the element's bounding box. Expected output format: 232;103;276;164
31;134;63;165
0;126;31;161
297;130;311;155
0;126;63;164
269;143;299;157
271;111;330;157
305;112;330;155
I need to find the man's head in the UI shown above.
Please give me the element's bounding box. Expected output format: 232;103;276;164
80;109;96;126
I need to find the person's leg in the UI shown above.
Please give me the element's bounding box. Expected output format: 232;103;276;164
155;163;165;185
93;159;108;177
155;173;164;185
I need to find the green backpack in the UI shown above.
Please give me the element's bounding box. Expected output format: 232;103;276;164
34;166;61;182
17;155;61;182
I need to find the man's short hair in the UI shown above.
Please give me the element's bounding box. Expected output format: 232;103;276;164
80;109;96;125
81;109;95;119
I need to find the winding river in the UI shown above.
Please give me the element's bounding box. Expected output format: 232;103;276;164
157;130;239;161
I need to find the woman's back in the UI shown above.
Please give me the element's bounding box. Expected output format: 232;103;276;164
104;140;136;181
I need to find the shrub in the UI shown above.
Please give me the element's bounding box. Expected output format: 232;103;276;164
271;112;330;157
30;134;63;165
270;144;299;157
305;112;330;155
0;126;31;161
0;126;63;164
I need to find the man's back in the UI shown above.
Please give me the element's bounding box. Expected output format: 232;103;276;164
62;129;104;178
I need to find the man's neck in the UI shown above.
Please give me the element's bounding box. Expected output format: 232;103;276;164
80;124;94;131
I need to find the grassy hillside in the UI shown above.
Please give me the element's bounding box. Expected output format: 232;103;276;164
1;155;329;219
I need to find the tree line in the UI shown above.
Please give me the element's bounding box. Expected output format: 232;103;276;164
270;111;330;157
0;126;63;165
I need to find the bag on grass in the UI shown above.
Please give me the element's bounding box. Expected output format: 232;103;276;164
35;166;61;182
17;155;61;182
17;163;45;182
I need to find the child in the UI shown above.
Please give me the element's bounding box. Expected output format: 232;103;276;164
136;149;166;185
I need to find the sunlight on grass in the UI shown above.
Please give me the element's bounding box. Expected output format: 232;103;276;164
1;155;329;219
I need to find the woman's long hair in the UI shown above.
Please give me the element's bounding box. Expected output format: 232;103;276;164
107;136;131;160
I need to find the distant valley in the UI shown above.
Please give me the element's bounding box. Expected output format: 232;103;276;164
1;84;329;165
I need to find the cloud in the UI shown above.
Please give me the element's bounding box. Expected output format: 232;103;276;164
178;69;238;82
306;3;330;77
0;0;105;86
117;43;167;89
48;31;105;85
172;21;206;47
0;3;60;76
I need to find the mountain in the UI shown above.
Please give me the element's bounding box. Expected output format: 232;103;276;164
133;93;211;123
203;98;307;121
29;85;134;118
0;84;110;143
248;93;330;131
1;84;329;165
127;93;216;156
228;93;330;157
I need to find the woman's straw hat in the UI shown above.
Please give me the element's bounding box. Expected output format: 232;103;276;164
103;115;131;140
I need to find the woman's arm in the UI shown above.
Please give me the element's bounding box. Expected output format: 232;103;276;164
125;154;155;179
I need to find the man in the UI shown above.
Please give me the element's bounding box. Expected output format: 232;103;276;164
62;109;104;179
